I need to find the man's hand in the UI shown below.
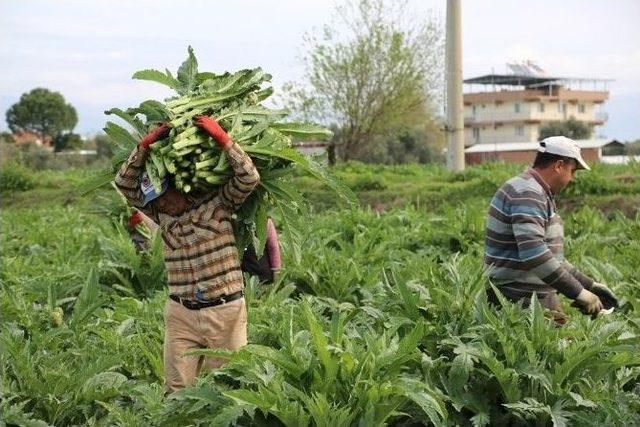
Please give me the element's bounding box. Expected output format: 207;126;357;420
574;289;604;315
140;123;171;150
590;282;619;309
194;116;232;149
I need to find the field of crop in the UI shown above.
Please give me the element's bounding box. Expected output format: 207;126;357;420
1;161;640;426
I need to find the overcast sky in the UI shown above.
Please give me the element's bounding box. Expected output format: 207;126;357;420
1;0;639;140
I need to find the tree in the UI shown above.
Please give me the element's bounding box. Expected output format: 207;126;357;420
5;88;78;144
0;131;14;144
284;0;443;164
625;139;640;156
538;117;592;141
93;134;115;159
53;132;83;152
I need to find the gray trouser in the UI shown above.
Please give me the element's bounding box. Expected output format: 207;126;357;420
487;285;567;324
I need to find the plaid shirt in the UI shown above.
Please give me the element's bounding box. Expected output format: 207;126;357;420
115;143;260;301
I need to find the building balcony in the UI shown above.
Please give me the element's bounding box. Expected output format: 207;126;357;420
463;88;609;105
465;112;607;127
465;115;541;126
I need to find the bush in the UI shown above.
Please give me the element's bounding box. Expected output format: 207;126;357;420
349;174;388;191
0;141;104;171
0;163;35;193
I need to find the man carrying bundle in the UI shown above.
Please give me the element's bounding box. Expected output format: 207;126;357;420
484;136;618;324
115;115;260;394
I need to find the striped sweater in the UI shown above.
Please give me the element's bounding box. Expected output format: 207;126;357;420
115;143;260;301
484;168;593;299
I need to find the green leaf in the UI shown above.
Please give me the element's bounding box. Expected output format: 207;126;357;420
103;121;139;148
196;71;218;85
132;69;181;90
134;100;169;124
177;45;199;93
397;378;447;427
301;301;338;390
78;169;115;196
270;122;333;140
70;268;104;327
211;404;255;427
104;108;147;135
568;392;597;408
275;201;303;264
243;145;356;206
145;159;164;194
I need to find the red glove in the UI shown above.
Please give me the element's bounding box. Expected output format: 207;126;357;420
194;116;232;149
140;123;171;150
127;211;144;229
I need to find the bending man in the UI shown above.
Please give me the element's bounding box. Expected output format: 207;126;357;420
484;136;618;323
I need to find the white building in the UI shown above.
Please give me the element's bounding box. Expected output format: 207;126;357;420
463;63;611;146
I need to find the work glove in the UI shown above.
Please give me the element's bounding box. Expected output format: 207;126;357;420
589;282;619;309
573;289;603;316
194;116;232;149
127;210;144;229
139;123;171;150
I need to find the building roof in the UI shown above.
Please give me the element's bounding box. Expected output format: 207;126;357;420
465;139;621;153
464;74;613;89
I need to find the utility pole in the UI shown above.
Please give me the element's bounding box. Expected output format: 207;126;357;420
445;0;465;171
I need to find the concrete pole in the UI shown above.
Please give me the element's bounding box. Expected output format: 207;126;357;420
445;0;465;171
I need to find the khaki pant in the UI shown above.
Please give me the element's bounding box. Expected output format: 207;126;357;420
163;297;247;394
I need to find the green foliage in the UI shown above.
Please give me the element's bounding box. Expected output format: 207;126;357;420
5;87;77;141
91;46;354;258
0;141;104;171
0;131;14;143
285;0;443;162
0;162;34;193
53;132;84;152
2;162;640;426
564;161;640;197
625;139;640;155
539;117;592;140
93;133;115;159
98;222;167;299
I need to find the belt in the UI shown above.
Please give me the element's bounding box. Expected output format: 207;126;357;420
169;290;244;310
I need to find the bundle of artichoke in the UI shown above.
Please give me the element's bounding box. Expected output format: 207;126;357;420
85;46;354;256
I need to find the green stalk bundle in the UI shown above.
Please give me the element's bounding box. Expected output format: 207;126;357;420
84;46;355;255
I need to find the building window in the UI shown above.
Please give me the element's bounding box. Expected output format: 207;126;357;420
578;104;585;113
472;127;480;142
515;125;524;136
557;103;562;113
472;105;476;115
514;102;521;113
539;103;545;113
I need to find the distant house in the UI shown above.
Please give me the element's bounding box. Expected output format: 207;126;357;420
464;62;611;147
465;139;624;166
12;131;53;149
55;149;97;156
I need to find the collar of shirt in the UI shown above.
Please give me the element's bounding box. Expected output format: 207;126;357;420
524;167;557;214
525;168;554;198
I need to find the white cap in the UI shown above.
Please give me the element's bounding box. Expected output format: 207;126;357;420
538;136;590;170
